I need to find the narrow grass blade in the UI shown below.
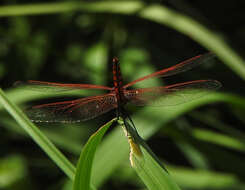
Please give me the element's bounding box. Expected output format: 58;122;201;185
92;92;245;187
121;120;180;190
73;118;115;190
0;88;75;179
166;166;244;189
191;111;245;140
191;128;245;152
175;141;209;169
91;126;129;186
129;142;181;190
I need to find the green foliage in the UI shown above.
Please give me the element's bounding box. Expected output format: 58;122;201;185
0;89;76;179
0;1;245;190
73;119;114;190
0;155;27;189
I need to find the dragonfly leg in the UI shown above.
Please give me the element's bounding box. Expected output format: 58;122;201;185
116;105;122;121
120;107;140;138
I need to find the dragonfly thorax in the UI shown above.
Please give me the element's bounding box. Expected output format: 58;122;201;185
112;56;123;88
112;57;128;107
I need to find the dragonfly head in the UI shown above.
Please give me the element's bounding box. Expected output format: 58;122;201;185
112;57;119;65
112;57;120;72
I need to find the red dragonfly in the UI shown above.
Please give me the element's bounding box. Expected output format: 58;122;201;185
20;53;221;123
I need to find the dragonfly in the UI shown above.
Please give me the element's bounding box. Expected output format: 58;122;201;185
19;53;221;123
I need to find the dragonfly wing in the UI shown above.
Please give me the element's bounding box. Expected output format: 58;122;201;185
26;93;117;123
124;80;221;106
15;80;112;92
124;53;215;88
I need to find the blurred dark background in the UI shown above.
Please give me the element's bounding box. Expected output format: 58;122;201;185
0;0;245;190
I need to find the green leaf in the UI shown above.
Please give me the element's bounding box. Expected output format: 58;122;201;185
175;141;210;169
131;147;180;190
0;2;245;79
191;128;245;152
73;118;115;190
168;166;244;189
92;92;245;186
0;88;75;179
191;111;245;140
91;126;129;186
4;87;245;188
121;119;180;190
0;117;84;155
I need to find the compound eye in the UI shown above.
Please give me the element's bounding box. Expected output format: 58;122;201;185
112;57;119;64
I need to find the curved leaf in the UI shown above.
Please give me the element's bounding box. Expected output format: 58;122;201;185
0;88;75;179
73;119;115;190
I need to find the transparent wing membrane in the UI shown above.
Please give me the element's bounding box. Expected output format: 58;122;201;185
124;80;221;106
26;93;117;123
124;53;215;88
15;80;112;92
